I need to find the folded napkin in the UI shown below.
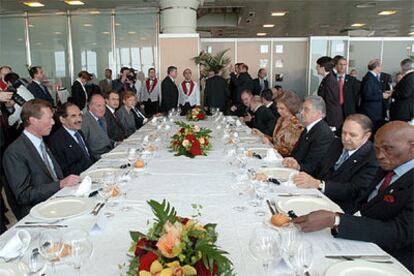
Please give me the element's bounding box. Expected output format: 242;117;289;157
75;176;92;197
143;135;149;144
0;230;31;260
236;120;242;127
264;148;282;161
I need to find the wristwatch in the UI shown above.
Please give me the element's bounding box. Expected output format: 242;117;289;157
318;180;325;191
331;212;341;235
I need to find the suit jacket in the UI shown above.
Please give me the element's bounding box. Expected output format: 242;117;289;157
313;139;378;214
161;76;179;113
204;75;230;112
27;81;54;106
112;79;137;94
252;78;269;95
380;72;392;118
251;105;276;136
317;72;343;129
81;111;113;160
48;127;93;177
359;72;384;122
291;119;335;175
390;71;414;121
71;80;88;110
116;106;137;138
332;72;360;118
2;133;63;219
99;79;113;94
104;107;125;142
230;72;254;106
336;168;414;272
266;102;280;120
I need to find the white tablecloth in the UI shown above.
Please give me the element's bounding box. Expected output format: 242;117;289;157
0;117;411;276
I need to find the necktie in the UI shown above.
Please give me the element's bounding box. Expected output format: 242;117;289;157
338;76;344;105
74;131;90;158
40;141;58;181
334;150;349;170
97;118;105;131
378;171;394;193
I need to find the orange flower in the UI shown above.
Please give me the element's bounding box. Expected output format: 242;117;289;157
156;222;182;258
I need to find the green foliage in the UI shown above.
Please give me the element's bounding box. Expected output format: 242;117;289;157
147;199;177;238
195;239;233;275
193;49;232;78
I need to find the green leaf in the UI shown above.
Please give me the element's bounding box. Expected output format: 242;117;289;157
129;231;146;242
147;199;177;226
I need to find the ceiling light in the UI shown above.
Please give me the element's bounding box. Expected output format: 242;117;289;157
64;1;85;6
263;24;275;28
409;32;414;36
355;2;376;8
89;11;100;15
257;32;267;36
17;38;23;41
55;12;65;15
102;31;110;35
351;23;366;27
54;31;62;35
23;2;44;7
378;10;397;16
271;11;287;16
83;23;92;27
128;31;136;35
28;24;34;27
115;23;121;26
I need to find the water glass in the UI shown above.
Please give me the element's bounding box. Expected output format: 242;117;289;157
249;228;282;274
287;240;313;275
38;230;63;273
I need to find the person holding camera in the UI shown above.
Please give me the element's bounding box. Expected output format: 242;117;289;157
112;67;137;96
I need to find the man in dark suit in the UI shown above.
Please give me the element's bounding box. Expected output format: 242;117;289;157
390;58;414;121
71;71;92;110
49;103;93;176
228;63;242;106
293;114;378;214
99;68;113;94
252;68;269;96
283;95;335;174
204;68;230;113
293;121;414;273
260;88;279;119
112;67;136;95
104;91;124;142
332;56;360;118
27;66;55;106
359;59;390;133
230;64;254;117
2;99;80;219
249;95;276;136
316;56;343;131
160;66;179;113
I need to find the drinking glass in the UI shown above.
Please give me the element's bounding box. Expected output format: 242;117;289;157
287;240;313;276
249;228;282;274
127;148;137;164
22;248;47;275
38;230;63;273
63;229;93;275
279;224;302;258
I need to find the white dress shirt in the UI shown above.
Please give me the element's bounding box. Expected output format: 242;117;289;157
305;118;323;132
178;80;200;106
23;130;56;172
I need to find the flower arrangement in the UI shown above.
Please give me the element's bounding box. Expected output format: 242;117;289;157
193;49;231;79
125;200;233;276
186;107;206;121
170;121;212;158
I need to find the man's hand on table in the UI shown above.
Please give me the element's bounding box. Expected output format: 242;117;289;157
293;172;320;189
293;210;336;232
59;174;81;188
282;157;300;170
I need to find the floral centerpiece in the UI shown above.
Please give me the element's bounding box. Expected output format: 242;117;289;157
124;200;233;276
186;107;206;121
170;121;212;158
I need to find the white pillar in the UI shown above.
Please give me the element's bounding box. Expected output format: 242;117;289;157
159;0;202;34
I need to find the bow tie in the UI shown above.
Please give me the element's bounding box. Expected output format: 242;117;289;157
185;81;191;83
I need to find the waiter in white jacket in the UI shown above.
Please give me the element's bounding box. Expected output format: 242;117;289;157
140;67;161;117
178;68;200;115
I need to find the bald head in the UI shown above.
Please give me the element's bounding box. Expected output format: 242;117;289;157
374;121;414;171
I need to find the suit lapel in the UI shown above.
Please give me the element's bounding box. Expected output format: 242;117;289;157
20;134;55;179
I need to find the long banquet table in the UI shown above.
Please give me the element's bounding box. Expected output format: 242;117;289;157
0;116;411;276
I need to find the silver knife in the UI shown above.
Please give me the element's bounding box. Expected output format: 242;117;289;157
278;193;322;198
93;202;105;216
325;255;391;259
16;225;68;228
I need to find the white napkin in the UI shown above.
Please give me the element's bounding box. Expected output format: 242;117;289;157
264;148;282;161
75;176;92;197
0;230;31;260
236;120;242;127
143;135;149;144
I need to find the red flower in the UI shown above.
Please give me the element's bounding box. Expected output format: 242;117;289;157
138;251;158;272
185;134;196;142
204;138;209;146
178;217;190;225
383;195;395;203
134;238;152;257
190;140;202;156
195;260;218;276
180;128;186;133
197;113;205;120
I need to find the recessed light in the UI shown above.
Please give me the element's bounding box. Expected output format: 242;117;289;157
102;31;110;35
409;32;414;36
83;23;92;27
355;2;376;8
64;1;84;6
54;31;62;35
263;24;275;28
90;11;100;15
271;11;287;16
55;12;65;15
378;10;397;16
257;32;267;36
115;23;121;26
351;23;366;27
28;24;34;27
23;2;44;7
17;38;23;41
128;31;136;35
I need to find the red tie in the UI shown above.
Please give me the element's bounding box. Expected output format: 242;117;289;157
338;76;344;105
378;171;394;193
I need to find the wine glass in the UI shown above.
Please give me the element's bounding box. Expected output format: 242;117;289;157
249;180;269;216
22;248;47;275
38;230;64;273
230;173;249;212
127;148;137;165
63;229;93;275
287;240;313;275
279;224;302;258
249;228;282;274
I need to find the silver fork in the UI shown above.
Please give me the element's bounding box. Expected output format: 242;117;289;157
24;219;64;225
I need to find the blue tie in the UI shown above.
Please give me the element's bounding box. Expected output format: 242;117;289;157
334;150;349;170
97;118;105;131
74;131;90;158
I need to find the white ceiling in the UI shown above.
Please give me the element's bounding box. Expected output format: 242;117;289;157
1;0;413;37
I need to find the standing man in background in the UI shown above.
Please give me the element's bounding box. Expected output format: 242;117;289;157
161;66;179;113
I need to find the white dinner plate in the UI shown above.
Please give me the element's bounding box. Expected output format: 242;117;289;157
239;136;259;142
101;152;127;159
0;262;30;276
30;197;95;220
81;168;120;179
325;260;411;276
257;167;297;182
276;196;333;216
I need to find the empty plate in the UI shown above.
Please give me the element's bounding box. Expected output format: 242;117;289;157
325;260;410;276
276;196;333;216
257;167;297;182
81;168;119;179
30;197;95;220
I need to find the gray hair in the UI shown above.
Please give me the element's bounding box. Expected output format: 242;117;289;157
368;59;381;71
400;58;414;72
305;95;326;117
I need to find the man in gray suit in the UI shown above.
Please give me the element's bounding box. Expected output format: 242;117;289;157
3;99;80;219
81;94;113;160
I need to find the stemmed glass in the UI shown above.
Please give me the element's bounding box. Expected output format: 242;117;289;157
249;180;269;216
127;148;137;165
249;228;282;274
22;248;47;275
38;230;64;273
63;229;93;275
287;240;313;276
279;224;302;258
230;173;249;212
